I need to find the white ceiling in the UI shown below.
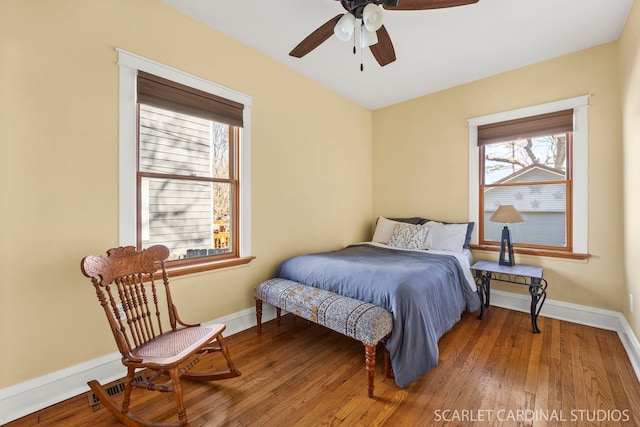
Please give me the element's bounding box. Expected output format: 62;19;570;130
160;0;633;110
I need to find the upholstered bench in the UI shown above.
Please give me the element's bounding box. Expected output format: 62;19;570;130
254;278;393;398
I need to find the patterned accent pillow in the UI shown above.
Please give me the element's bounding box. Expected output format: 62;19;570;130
388;223;429;250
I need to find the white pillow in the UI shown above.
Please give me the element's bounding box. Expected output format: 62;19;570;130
423;221;467;252
388;223;429;250
372;217;403;244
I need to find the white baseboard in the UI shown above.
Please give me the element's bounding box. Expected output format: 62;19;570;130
0;304;277;425
1;294;639;424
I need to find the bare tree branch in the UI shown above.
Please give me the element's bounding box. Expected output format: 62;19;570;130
484;156;527;168
553;135;566;169
524;139;539;164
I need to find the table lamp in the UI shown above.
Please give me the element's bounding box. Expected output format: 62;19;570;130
490;205;524;266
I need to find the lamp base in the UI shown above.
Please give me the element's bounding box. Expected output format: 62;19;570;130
498;225;515;266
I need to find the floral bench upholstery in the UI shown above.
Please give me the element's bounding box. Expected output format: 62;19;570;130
254;278;393;397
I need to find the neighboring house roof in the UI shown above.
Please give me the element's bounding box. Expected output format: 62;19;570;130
485;164;566;213
491;163;565;184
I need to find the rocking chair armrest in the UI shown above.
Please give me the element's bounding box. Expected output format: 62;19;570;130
172;304;201;328
113;329;145;364
122;354;144;364
177;320;201;327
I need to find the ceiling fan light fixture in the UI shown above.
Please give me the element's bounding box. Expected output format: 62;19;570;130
290;0;478;67
362;3;384;32
334;12;356;41
360;25;379;48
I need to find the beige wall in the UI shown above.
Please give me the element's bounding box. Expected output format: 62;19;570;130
0;0;372;388
373;43;625;312
619;0;640;340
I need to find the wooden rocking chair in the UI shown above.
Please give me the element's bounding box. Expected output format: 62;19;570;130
81;245;241;427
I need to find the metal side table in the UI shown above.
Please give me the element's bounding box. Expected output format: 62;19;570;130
471;260;548;333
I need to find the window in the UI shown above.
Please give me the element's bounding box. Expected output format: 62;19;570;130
479;110;573;250
468;96;590;258
118;49;253;274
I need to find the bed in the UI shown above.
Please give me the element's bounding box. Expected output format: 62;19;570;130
276;216;481;388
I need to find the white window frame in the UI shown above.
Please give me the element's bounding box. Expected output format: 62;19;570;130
117;48;253;259
468;95;590;254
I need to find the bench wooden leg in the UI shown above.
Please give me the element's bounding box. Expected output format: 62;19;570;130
364;343;376;398
255;299;263;334
256;299;284;332
384;345;393;378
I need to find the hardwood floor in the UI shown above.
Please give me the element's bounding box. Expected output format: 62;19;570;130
8;307;640;426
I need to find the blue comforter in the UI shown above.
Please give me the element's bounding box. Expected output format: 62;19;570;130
277;244;481;388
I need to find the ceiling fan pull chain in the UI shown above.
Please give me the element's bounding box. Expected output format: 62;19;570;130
358;20;363;71
353;31;356;55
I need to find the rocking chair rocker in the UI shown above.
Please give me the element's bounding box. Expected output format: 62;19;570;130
81;245;240;427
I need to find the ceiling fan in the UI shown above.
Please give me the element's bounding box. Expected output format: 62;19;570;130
289;0;479;69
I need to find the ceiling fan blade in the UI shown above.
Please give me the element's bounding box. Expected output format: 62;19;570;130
370;25;396;66
289;14;342;58
384;0;478;10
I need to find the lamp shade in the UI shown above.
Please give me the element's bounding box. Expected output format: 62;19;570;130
362;4;384;32
334;13;356;41
360;25;379;48
490;205;524;224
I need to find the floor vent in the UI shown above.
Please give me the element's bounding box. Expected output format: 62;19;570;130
87;372;148;407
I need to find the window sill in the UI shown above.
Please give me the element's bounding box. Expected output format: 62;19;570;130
469;244;590;260
166;256;256;278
